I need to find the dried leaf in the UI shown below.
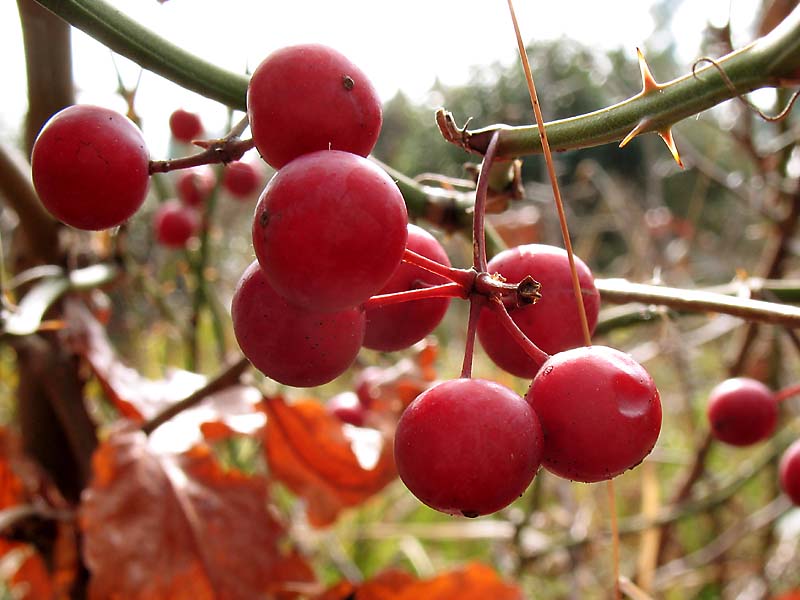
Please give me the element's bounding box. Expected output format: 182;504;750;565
64;301;264;453
80;426;313;599
261;397;396;527
317;563;523;600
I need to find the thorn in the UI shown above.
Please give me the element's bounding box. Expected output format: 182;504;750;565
619;118;650;148
658;127;684;168
637;47;662;94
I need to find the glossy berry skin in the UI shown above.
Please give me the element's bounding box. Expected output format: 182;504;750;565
327;392;367;427
31;104;150;230
364;224;452;351
152;200;199;248
231;261;365;388
779;439;800;506
395;378;543;517
252;150;408;312
247;43;382;169
526;345;661;483
222;160;263;199
176;166;215;207
168;108;203;143
707;378;777;446
477;244;600;378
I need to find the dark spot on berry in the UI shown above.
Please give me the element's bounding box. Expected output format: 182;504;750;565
461;510;479;518
259;210;270;228
342;75;355;90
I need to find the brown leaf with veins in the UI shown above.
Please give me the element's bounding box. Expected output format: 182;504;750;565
316;563;523;599
80;426;314;599
261;397;396;527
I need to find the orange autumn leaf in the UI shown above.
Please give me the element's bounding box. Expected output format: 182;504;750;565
0;428;27;510
261;397;396;527
0;539;55;600
317;563;523;600
80;426;314;600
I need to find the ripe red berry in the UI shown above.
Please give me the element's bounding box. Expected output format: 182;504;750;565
395;378;543;517
168;108;203;143
31;104;150;230
706;377;778;446
363;224;452;351
779;439;800;506
176;166;216;207
526;345;661;483
247;43;382;169
222;160;264;199
477;244;600;378
252;150;408;312
152;200;199;248
231;260;365;387
327;391;367;427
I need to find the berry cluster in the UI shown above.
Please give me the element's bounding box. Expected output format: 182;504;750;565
232;44;423;387
229;44;664;518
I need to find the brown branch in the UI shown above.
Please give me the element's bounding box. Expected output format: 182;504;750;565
17;0;74;154
141;357;251;435
0;141;61;266
596;278;800;328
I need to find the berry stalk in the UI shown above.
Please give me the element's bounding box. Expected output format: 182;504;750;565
774;382;800;404
402;248;475;288
363;283;467;310
488;298;550;367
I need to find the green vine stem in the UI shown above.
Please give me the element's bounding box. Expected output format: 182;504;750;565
34;0;249;108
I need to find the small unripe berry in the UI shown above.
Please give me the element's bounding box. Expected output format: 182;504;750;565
779;439;800;506
169;108;203;143
706;378;778;447
153;200;199;248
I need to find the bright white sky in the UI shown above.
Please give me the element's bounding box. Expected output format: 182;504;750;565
1;1;761;153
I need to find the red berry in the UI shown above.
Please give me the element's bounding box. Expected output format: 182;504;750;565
31;104;150;230
252;150;408;312
779;439;800;506
176;166;215;207
477;244;600;378
222;160;264;199
395;378;543;517
247;43;382;169
168;108;203;143
152;200;199;248
231;261;365;388
327;392;367;427
707;377;778;446
363;224;452;351
526;345;661;483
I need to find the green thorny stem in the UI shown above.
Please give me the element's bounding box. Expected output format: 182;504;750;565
438;4;800;160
